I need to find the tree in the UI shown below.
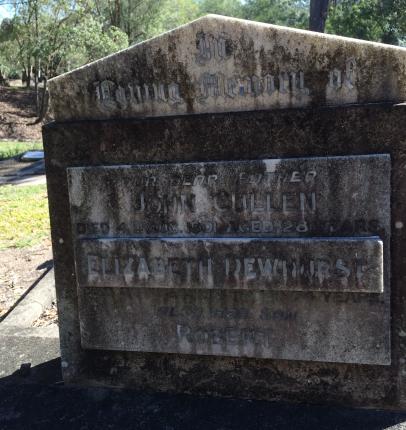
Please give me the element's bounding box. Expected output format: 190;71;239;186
0;18;17;83
242;0;309;29
151;0;200;37
326;0;406;44
66;15;128;68
309;0;330;32
197;0;243;17
89;0;171;44
0;0;129;119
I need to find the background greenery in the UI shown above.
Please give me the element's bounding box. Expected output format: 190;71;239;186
0;184;49;249
0;0;404;252
1;0;405;86
0;141;43;160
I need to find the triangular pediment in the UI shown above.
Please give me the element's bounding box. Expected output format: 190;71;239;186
49;14;406;120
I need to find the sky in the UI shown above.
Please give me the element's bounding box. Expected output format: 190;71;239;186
0;5;12;20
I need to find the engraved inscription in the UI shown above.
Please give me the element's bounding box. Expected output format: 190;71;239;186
70;154;391;365
91;32;359;112
197;71;309;102
328;58;357;90
195;31;231;64
94;80;184;108
68;156;388;239
76;238;383;293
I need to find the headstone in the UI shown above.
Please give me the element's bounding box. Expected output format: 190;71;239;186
43;15;406;409
49;15;406;121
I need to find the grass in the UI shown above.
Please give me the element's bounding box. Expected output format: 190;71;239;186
0;184;50;249
0;140;43;160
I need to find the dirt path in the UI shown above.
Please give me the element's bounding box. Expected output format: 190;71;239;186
0;86;43;141
0;85;54;319
0;240;53;318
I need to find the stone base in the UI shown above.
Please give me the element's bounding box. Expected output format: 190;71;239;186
43;103;406;409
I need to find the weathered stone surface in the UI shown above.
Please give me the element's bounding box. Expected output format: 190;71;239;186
79;286;389;365
76;237;384;293
44;103;406;408
48;15;406;121
67;154;390;365
67;156;390;238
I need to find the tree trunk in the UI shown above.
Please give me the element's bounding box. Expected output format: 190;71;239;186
34;0;39;113
126;0;132;41
112;0;121;27
309;0;330;32
34;64;39;114
26;62;31;88
0;70;6;86
29;76;48;125
381;29;398;45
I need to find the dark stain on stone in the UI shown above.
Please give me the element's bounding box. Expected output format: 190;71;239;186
225;37;234;57
152;48;169;82
167;35;178;65
43;103;406;409
176;62;195;114
235;34;257;76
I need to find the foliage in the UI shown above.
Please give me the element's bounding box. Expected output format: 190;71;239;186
241;0;309;29
326;0;406;44
0;183;50;249
146;0;200;39
1;0;406;88
0;39;18;78
0;140;43;160
197;0;244;17
89;0;170;44
0;0;129;81
65;15;128;70
195;0;308;29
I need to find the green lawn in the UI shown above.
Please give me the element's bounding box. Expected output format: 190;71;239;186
0;184;50;249
0;140;43;160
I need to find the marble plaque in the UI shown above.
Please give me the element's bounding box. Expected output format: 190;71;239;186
67;155;390;239
68;154;391;365
76;237;383;293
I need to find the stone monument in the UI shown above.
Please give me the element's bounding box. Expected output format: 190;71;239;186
43;15;406;408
